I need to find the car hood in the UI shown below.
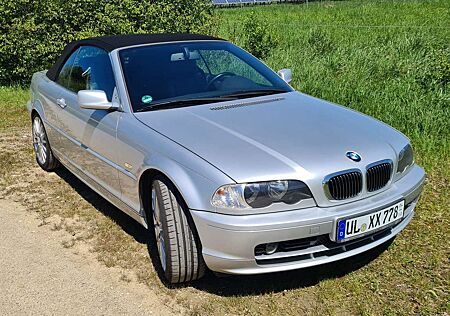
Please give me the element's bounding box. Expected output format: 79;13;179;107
135;91;408;205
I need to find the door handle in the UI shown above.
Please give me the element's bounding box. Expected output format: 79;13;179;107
56;98;67;109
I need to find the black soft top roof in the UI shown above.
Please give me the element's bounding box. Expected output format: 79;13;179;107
46;33;224;81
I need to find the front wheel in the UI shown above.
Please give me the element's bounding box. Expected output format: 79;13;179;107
32;115;59;171
150;177;205;284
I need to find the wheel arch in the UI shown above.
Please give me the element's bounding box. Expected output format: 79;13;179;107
30;99;45;120
31;108;40;120
138;167;206;254
142;168;207;283
138;167;195;222
136;155;223;222
139;168;164;222
137;160;218;223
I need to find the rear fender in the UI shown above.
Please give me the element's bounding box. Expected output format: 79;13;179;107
30;98;45;120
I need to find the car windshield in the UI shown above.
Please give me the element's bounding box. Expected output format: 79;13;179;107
119;41;293;112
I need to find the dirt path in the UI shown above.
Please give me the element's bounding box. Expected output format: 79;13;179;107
0;198;176;316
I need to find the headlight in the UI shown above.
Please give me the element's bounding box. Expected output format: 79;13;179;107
397;144;414;173
211;180;313;210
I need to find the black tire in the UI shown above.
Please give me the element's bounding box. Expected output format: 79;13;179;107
150;177;205;284
32;115;60;171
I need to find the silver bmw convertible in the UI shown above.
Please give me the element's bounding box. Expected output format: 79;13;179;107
28;34;425;284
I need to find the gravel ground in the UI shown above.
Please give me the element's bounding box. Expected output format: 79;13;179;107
0;199;175;316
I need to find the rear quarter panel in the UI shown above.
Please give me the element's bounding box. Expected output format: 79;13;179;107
30;71;62;147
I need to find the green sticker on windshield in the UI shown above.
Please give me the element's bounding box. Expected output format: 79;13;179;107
141;95;153;104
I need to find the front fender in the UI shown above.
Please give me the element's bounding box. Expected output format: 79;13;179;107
116;114;233;217
140;152;225;212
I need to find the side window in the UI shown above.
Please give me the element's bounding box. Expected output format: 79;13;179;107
56;48;80;89
199;50;271;86
69;46;116;101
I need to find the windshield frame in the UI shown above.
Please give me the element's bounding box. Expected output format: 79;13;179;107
117;40;294;113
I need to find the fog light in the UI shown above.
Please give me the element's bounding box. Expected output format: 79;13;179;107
265;243;278;255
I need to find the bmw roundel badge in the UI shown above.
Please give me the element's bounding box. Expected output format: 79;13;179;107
346;151;361;162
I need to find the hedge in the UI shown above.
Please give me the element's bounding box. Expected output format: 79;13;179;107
0;0;215;85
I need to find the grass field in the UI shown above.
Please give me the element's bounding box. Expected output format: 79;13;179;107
217;0;449;172
0;1;449;315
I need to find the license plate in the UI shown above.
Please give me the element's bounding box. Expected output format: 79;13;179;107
337;200;405;242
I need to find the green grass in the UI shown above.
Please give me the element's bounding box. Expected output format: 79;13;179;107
0;86;29;131
205;1;450;314
0;1;448;315
217;0;450;173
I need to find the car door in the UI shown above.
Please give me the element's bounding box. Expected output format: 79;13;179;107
56;45;122;199
42;48;81;153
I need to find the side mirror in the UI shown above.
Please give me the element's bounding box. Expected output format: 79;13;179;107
277;69;292;84
78;90;117;110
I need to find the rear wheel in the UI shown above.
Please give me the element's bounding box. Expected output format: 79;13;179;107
32;115;59;171
150;177;205;284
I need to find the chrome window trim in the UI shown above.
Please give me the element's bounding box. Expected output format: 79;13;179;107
109;50;131;113
112;39;226;52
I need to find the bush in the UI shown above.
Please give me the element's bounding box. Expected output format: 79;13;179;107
241;11;278;60
0;0;214;85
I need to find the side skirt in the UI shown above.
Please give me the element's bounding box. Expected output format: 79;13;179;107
52;149;148;228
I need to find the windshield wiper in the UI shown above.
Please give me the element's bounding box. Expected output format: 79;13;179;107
135;96;237;112
221;89;288;98
134;90;288;112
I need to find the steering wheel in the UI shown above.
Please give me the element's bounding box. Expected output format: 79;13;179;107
207;72;236;89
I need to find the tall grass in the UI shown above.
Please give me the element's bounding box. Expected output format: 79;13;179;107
0;86;29;131
217;0;450;173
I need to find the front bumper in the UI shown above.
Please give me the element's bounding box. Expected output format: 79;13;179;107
191;164;425;275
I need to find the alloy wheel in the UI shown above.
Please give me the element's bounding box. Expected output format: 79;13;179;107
32;117;48;165
152;187;167;271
